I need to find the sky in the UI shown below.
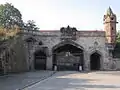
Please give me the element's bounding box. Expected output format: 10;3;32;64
0;0;120;31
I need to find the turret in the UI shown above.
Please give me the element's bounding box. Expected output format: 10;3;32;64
103;7;118;46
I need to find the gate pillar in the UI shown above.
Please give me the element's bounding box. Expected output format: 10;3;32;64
79;65;82;71
83;51;90;71
46;56;52;70
54;65;57;71
46;49;53;70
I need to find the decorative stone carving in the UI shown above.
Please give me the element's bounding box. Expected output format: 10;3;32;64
94;41;98;46
60;25;77;40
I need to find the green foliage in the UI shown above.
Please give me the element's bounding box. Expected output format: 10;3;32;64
0;3;39;42
24;20;39;31
113;31;120;58
116;31;120;43
0;3;23;29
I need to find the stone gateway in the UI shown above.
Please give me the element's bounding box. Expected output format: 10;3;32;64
22;7;119;71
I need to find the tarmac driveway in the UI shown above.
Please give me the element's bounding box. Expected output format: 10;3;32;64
24;71;120;90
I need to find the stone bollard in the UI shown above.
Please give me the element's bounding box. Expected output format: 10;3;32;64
54;65;57;71
79;65;82;71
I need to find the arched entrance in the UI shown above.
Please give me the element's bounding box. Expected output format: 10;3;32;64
52;42;84;71
34;50;46;70
90;52;101;70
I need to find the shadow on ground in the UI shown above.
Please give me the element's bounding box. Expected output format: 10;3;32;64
0;70;55;90
27;71;120;90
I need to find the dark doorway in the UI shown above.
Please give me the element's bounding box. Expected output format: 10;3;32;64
90;52;101;70
53;44;84;71
34;51;46;70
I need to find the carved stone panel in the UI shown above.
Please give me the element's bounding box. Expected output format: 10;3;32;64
60;25;77;40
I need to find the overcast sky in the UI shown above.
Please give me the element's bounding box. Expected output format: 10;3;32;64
0;0;120;31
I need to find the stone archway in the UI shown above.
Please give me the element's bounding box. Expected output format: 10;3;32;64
52;41;84;71
90;52;101;70
34;50;47;70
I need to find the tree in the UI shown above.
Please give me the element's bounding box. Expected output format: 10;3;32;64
113;31;120;58
0;3;24;29
24;20;39;31
115;31;120;52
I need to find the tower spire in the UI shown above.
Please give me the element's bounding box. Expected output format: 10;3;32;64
106;6;114;15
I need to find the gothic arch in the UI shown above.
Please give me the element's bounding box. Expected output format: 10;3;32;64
52;40;84;51
34;47;49;56
90;50;103;57
89;50;103;70
52;40;84;71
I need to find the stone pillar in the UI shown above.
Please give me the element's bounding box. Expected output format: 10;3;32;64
3;55;7;74
100;54;105;70
46;55;53;70
54;65;57;71
27;44;36;71
79;65;82;71
30;48;36;71
83;51;90;72
46;48;53;70
30;51;35;71
25;44;31;71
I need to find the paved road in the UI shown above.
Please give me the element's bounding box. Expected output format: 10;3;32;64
0;70;55;90
24;71;120;90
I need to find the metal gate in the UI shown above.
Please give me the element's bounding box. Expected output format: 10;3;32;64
34;56;46;70
53;52;83;71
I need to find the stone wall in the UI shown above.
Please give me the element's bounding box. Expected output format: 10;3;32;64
23;30;113;71
0;29;119;74
111;58;120;70
10;36;28;72
0;35;28;74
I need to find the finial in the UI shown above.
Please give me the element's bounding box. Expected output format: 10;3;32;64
67;25;70;27
106;6;114;15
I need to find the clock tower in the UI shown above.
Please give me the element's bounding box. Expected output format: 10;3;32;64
103;7;118;46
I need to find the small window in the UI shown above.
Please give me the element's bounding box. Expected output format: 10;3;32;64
112;27;114;30
39;41;43;45
111;17;114;20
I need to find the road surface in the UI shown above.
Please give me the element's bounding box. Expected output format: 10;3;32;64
0;71;55;90
23;71;120;90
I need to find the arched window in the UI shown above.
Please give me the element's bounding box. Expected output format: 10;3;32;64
111;17;114;20
112;27;114;30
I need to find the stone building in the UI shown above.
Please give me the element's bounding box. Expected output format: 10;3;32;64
22;7;119;71
0;7;119;74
